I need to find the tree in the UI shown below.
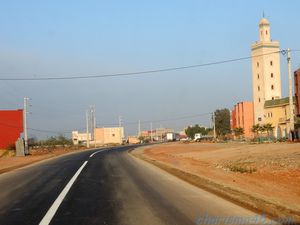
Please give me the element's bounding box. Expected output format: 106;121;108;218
233;127;244;139
185;124;211;139
264;123;274;138
40;135;73;147
251;124;260;137
214;109;231;137
258;124;266;135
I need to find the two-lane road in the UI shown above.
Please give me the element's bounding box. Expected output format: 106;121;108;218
0;146;269;225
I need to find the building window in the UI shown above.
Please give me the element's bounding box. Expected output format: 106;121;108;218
257;74;259;79
271;112;272;117
271;85;274;90
112;134;115;137
257;62;259;67
271;73;274;78
258;86;260;91
272;97;274;100
266;30;268;35
270;61;273;66
259;98;261;103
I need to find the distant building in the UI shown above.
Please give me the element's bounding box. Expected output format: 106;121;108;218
264;97;295;138
294;68;300;138
295;68;300;116
72;131;91;145
231;102;254;138
128;136;140;144
251;17;282;125
94;127;124;145
0;109;23;149
140;128;173;141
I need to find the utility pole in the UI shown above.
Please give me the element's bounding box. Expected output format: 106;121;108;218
287;48;295;139
89;105;96;146
23;97;29;155
138;120;141;137
86;110;90;148
91;105;96;147
212;112;216;140
119;115;123;144
150;122;153;142
93;106;96;147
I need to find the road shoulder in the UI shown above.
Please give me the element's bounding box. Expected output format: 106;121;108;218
130;145;300;224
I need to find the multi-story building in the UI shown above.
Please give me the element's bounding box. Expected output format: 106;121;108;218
94;127;124;145
0;109;23;149
295;68;300;116
264;97;294;138
294;68;300;138
231;102;254;138
251;17;282;124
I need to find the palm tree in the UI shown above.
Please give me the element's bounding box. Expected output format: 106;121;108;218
258;125;266;135
233;127;244;139
251;124;260;137
264;123;274;138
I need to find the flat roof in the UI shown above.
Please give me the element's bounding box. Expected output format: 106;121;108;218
264;97;294;108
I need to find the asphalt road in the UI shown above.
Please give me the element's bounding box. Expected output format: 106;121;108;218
0;146;273;225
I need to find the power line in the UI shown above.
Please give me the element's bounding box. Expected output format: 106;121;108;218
0;50;291;81
97;112;211;127
0;121;75;135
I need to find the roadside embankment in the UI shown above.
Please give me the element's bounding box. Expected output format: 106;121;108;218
130;142;300;223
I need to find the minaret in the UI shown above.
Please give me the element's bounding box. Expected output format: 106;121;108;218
251;17;282;124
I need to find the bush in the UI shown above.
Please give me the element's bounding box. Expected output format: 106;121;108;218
6;143;16;150
229;165;257;173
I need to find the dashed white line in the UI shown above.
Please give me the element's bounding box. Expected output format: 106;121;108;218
89;149;106;158
39;160;88;225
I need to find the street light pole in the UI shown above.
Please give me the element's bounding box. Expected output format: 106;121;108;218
150;122;153;142
23;97;29;154
138;120;141;137
86;110;90;148
287;48;295;139
213;112;216;140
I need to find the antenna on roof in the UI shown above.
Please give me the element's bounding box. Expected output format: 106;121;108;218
263;11;265;18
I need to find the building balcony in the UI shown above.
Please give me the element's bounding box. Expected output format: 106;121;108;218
278;117;287;124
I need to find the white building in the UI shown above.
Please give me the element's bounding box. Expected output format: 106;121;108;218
251;17;282;124
72;131;91;145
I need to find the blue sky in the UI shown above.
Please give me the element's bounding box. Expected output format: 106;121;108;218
0;0;299;138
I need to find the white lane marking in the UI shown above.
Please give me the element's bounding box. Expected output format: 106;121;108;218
89;149;106;158
39;161;88;225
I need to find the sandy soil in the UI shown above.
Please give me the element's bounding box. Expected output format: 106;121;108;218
0;147;88;174
134;142;300;222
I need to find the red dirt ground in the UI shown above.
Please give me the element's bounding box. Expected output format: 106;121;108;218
140;142;300;220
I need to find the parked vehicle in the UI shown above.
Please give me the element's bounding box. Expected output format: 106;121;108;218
194;133;202;142
166;132;176;141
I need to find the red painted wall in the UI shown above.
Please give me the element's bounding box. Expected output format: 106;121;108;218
295;69;300;116
0;109;23;149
